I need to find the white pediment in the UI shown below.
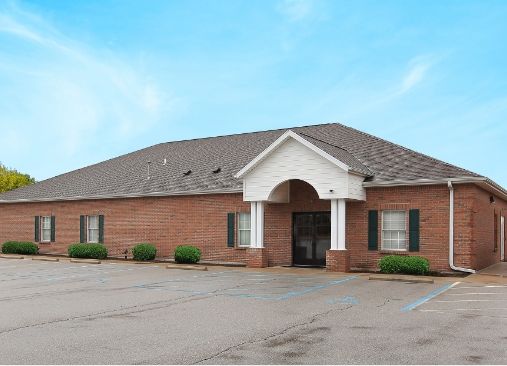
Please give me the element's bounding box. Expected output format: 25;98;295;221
235;131;366;202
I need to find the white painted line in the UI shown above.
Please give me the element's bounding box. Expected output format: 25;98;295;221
435;299;506;303
420;308;507;312
448;293;505;296
451;285;507;289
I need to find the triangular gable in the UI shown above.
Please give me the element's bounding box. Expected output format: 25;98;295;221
234;130;350;179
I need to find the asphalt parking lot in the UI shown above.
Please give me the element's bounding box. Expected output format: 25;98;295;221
0;258;506;365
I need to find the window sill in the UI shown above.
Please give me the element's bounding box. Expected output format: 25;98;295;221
235;246;249;250
38;242;52;245
379;250;409;255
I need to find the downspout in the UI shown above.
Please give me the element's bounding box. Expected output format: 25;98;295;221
448;181;476;273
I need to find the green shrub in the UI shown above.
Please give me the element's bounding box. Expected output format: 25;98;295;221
132;243;157;261
174;245;201;264
68;243;108;259
2;241;38;255
379;255;430;275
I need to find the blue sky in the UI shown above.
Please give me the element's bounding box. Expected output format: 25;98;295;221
0;0;506;186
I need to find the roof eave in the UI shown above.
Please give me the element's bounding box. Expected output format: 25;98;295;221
363;177;507;200
0;187;243;204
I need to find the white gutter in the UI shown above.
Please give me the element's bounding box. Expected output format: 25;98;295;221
448;181;476;273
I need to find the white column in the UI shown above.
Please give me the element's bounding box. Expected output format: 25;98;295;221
256;201;264;248
330;199;339;250
250;201;257;248
337;199;346;250
330;199;346;250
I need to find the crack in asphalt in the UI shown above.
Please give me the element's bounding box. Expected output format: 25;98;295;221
0;282;249;336
191;304;354;365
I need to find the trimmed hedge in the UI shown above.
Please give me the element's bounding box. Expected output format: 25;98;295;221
379;255;430;275
174;245;201;264
2;241;38;255
68;243;108;259
132;243;157;261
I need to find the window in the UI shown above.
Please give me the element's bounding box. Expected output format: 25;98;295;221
494;213;498;252
87;215;100;243
41;216;51;242
238;212;251;247
382;210;407;251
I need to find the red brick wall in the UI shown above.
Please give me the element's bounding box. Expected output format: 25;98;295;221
0;181;504;272
0;194;250;262
346;184;468;272
470;185;507;269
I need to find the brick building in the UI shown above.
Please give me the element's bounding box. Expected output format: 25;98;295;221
0;123;505;273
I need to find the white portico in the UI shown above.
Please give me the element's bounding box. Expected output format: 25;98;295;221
234;130;367;270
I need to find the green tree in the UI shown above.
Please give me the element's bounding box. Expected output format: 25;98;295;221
0;163;35;193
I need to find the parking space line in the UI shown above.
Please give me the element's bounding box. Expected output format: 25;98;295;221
420;307;507;312
434;299;506;303
448;292;505;296
451;285;507;289
401;282;460;312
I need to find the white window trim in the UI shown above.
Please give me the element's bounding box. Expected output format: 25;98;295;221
381;210;408;251
237;212;251;247
87;215;100;244
40;216;51;243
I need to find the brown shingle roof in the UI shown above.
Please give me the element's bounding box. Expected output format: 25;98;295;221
0;122;491;202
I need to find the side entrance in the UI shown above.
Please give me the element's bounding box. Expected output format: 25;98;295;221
292;212;331;267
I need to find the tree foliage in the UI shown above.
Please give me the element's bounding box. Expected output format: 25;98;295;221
0;163;35;193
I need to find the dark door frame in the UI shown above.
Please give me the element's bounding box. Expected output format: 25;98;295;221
292;211;331;267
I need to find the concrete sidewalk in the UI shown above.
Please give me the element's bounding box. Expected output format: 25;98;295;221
478;262;507;277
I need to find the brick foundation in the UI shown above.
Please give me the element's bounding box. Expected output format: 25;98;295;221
246;248;268;268
326;250;350;272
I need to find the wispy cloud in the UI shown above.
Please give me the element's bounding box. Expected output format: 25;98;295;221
277;0;315;22
0;3;178;179
398;57;434;95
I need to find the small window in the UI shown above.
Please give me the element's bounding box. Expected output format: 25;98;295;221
41;216;51;242
87;215;100;243
494;213;498;252
238;213;251;247
382;211;407;251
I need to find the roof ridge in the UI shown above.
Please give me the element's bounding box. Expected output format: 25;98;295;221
297;131;373;175
158;122;339;146
331;122;482;178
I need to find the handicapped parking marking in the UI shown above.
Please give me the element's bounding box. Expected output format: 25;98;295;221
134;275;358;301
401;282;460;312
326;296;359;305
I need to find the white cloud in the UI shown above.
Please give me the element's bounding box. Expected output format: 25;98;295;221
277;0;314;22
399;58;432;94
0;4;178;179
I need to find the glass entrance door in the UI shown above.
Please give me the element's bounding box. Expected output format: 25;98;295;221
293;212;331;266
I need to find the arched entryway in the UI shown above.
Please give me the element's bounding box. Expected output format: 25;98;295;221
235;130;366;271
269;179;331;267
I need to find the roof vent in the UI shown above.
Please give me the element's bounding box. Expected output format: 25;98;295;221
163;158;167;165
213;167;221;174
183;170;192;176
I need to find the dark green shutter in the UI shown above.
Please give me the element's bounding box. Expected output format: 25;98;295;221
98;215;104;244
227;213;235;247
34;216;40;242
80;215;86;243
368;210;378;250
409;209;420;252
50;216;56;242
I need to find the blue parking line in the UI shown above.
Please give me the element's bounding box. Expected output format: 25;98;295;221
401;282;459;312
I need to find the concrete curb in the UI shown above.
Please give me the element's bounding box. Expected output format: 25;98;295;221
0;255;24;259
166;264;208;271
369;274;434;284
70;259;101;264
32;257;59;262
